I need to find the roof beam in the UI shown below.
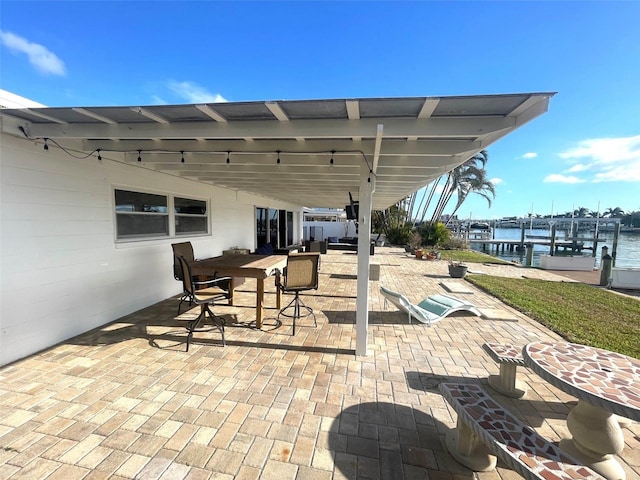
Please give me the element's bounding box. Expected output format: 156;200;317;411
265;102;290;121
372;124;383;174
130;107;169;124
195;104;227;122
346;100;360;120
409;98;441;140
72;108;117;124
32;116;516;140
22;109;68;124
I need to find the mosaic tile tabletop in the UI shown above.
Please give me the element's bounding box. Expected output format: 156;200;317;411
523;341;640;420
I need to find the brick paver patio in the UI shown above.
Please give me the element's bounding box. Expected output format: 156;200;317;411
1;247;638;479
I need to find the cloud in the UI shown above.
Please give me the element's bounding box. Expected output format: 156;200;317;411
0;30;66;76
557;135;640;183
151;95;168;105
543;174;586;184
489;177;504;185
168;81;227;103
566;164;590;173
520;152;537;159
593;167;640;182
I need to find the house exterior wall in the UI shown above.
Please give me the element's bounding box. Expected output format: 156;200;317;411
0;133;302;366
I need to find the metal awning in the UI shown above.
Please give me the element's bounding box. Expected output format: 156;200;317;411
0;93;554;210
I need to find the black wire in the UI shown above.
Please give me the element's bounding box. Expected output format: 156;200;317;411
45;138;99;159
15;130;378;178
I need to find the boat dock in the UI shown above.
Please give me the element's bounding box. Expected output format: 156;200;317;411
458;220;624;265
467;237;591;254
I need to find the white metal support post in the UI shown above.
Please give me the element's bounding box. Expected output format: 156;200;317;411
355;124;381;356
355;163;373;356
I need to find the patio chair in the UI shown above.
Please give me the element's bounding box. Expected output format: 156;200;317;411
176;255;229;351
276;252;320;335
172;242;231;314
380;285;481;326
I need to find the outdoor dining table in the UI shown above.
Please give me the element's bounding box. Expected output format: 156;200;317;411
191;254;288;329
523;341;640;480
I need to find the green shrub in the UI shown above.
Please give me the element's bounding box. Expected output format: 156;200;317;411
385;225;412;245
418;222;451;247
441;236;468;250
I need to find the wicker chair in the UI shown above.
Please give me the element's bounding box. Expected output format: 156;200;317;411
176;255;229;351
171;242;231;314
276;253;320;335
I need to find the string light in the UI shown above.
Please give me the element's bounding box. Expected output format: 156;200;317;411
22;135;376;182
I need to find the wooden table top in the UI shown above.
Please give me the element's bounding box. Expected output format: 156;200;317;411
191;254;287;279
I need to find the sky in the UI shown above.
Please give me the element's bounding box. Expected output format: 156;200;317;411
1;1;639;220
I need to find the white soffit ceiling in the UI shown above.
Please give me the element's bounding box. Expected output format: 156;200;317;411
0;93;555;210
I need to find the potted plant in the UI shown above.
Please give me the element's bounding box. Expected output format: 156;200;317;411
408;232;423;258
426;249;441;261
448;261;468;278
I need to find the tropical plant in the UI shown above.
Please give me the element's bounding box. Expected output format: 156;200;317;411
425;150;495;225
408;231;423;250
417;221;451;247
446;154;495;224
373;205;412;245
373;149;494;234
573;207;592;218
603;207;625;218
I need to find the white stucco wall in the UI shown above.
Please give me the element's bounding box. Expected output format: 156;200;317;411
303;220;358;240
0;132;302;366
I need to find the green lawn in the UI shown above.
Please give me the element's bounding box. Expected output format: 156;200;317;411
439;250;512;265
466;274;640;359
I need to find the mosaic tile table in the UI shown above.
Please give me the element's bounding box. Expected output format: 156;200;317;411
523;341;640;480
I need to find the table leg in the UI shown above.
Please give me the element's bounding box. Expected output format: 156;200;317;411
275;273;282;309
487;363;527;399
559;400;626;480
255;278;265;329
228;278;236;306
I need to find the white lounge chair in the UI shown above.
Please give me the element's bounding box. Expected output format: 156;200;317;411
380;285;481;326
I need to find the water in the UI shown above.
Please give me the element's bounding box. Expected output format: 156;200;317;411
470;228;640;268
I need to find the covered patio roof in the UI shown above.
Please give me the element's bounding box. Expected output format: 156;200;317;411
0;92;555;210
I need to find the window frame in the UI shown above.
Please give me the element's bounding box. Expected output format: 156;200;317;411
174;196;209;237
113;187;209;243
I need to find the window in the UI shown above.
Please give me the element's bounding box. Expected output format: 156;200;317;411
175;197;208;235
115;190;169;239
115;189;208;240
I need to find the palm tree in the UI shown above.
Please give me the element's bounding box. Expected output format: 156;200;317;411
574;207;591;218
374;149;493;239
603;207;625;218
427;150;494;224
446;165;496;224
